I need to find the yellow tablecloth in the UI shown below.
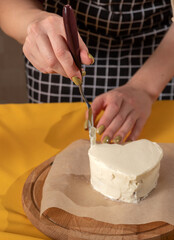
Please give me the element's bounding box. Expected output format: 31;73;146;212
0;101;174;240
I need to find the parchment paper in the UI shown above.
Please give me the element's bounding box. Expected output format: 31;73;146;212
41;139;174;225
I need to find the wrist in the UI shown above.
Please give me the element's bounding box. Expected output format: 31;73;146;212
128;75;158;103
0;0;46;44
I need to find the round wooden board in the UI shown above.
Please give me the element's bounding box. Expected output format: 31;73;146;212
22;156;174;240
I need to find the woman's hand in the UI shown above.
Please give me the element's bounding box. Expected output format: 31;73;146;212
90;82;154;143
23;11;93;81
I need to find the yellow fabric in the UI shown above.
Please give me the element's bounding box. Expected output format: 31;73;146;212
0;101;174;240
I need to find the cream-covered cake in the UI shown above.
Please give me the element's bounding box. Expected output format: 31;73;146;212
88;139;163;203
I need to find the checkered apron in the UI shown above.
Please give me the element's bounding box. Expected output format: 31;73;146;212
25;0;174;103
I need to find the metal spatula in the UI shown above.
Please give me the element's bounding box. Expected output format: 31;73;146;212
63;4;93;130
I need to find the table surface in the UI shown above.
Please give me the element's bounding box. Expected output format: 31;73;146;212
0;101;174;240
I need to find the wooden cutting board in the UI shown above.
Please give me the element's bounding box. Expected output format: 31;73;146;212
22;148;174;240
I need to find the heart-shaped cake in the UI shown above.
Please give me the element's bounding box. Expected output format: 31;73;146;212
88;139;163;203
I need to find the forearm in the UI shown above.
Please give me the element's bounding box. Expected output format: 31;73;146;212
129;23;174;101
0;0;44;44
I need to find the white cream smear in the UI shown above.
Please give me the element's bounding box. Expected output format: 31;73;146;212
88;130;163;203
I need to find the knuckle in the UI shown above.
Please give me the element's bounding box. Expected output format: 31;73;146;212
94;95;102;102
128;115;136;125
117;113;124;123
129;119;135;127
112;102;120;111
45;66;54;73
119;127;129;137
31;63;44;73
27;22;40;36
46;15;55;24
127;97;135;106
106;128;115;137
38;67;46;73
116;91;124;99
55;48;66;59
119;130;126;137
131;131;139;140
47;56;57;68
46;15;64;33
46;15;59;25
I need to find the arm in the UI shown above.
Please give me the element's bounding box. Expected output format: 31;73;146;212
91;23;174;143
0;0;93;80
0;0;44;44
129;22;174;101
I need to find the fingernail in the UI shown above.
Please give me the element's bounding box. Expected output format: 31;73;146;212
113;135;122;144
102;136;110;143
88;53;95;64
97;125;105;135
84;119;88;130
82;70;86;76
72;76;82;86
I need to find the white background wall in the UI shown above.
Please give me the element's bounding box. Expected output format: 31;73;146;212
0;29;28;103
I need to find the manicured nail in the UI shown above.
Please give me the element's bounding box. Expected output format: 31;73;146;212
97;125;105;135
84;119;88;130
113;135;122;144
82;70;86;76
88;53;95;64
103;136;110;143
72;76;82;86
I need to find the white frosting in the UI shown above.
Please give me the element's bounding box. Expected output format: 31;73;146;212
88;139;163;203
89;127;96;146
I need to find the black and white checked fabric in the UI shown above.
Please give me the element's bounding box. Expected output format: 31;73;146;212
25;0;174;103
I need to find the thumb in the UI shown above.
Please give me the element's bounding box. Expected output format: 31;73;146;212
88;94;105;123
78;34;94;65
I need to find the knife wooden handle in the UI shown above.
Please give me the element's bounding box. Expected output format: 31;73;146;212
63;5;81;72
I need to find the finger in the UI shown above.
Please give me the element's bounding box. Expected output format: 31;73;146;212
96;104;120;134
80;49;94;65
100;101;133;142
78;33;91;63
78;33;89;53
48;30;81;80
89;94;105;123
23;37;48;73
113;111;138;143
78;34;94;65
24;35;67;76
35;33;67;76
127;118;147;141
